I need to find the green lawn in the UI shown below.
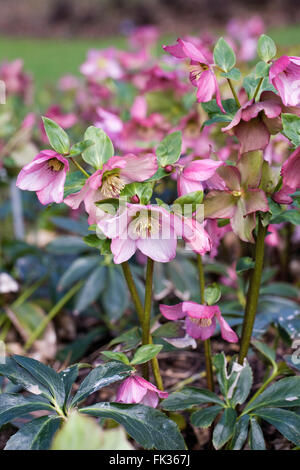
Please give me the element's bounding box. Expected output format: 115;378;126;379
0;25;299;88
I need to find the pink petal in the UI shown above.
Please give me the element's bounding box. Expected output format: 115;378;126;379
159;303;186;320
177;174;203;196
243;189;269;215
196;69;217;103
235;119;270;154
183;159;224;181
204;191;236;219
136;237;177;263
120;153;158;182
111;237;137;264
216;311;239;343
185;316;216;340
182;302;218;318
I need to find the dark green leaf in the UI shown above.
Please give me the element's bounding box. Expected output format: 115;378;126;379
162;387;225;411
191;405;223;428
4;415;62;450
63;171;87;198
74;265;107;314
60;365;79;406
254;408;300;446
0;393;53;427
236;257;255;273
252;340;276;367
46;236;88;255
102;268;129;320
249;417;266;450
58;256;100;291
71;362;133;406
80;402;186;450
212;408;237;450
101;351;130;364
230;415;250;450
230;361;253;406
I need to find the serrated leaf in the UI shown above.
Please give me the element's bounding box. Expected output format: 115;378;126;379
131;344;163;365
244;376;300;413
4;415;62;450
0;393;53;427
71;362;133;406
230;361;253;406
230;415;250;450
249;417;266;450
191;405;223;428
213;37;236;73
80;402;185;450
82;126;114;169
254;408;300;446
59;365;79;406
162;387;225;410
212;408;237;450
156;131;182;166
42;117;70;154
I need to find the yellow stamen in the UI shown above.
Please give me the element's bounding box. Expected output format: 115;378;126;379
48;159;64;172
189;317;212;327
100;175;125;198
131;211;160;239
232;190;242;197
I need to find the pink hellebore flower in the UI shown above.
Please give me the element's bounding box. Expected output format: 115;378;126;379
159;302;238;342
80;48;123;81
204;151;269;242
163;38;225;112
116;375;168;408
273;146;300;204
269;56;300;107
16;150;69;205
222;92;283;155
177;158;224;196
97;203;211;264
64;153;158;225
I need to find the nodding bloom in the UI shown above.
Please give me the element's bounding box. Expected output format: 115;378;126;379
176;158;225;196
80;48;123;82
204;151;269;242
0;58;32;103
97;203;211;264
16;150;69;205
64;153;158;225
159;302;238;342
273;146;300;204
222;92;283;155
269;56;300;107
116;374;168;408
163;38;225;112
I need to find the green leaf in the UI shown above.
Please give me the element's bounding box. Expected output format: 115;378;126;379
255;61;271;78
131;344;163;365
282;113;300;147
74;265;107;314
221;68;241;81
102;267;129;321
11;355;65;408
230;415;250;450
172;190;203;215
271;209;300;225
251;339;276;367
60;365;78;406
191;405;223;428
230;361;253;406
109;326;141;350
204;283;221;306
244;376;300;413
212;408;237;450
69;139;94;157
80;402;186;450
63;171;87;198
82;126;114;169
257;34;277;62
162;387;225;411
42;117;70;154
236;256;255;273
0;393;53;427
120;182;153;205
71;362;133;406
156;131;182;167
46;236;88;255
249;417;266;450
254;408;300;446
4;415;62;450
58;256;100;291
213;37;236;73
101;351;130;364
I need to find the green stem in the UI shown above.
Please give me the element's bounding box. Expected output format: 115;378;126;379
238;218;267;364
253;77;264;101
121;261;164;390
197;254;214;392
142;258;154;380
227;79;241;107
24;281;83;351
70;157;90;178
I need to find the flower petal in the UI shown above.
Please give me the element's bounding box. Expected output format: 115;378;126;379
159;303;186;320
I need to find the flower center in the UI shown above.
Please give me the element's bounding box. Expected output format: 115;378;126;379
188;63;209;81
232;190;242;197
48;158;64;172
100;174;125;198
131;211;160;238
189;317;212;327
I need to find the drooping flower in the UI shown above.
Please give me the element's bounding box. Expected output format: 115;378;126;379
116;374;168;408
163;38;225;112
16;150;69;204
97;203;211;264
273;146;300;204
64;153;158;225
176;158;224;196
222;92;283;155
269;56;300;107
0;59;32;103
204;151;269;242
159;302;238;342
